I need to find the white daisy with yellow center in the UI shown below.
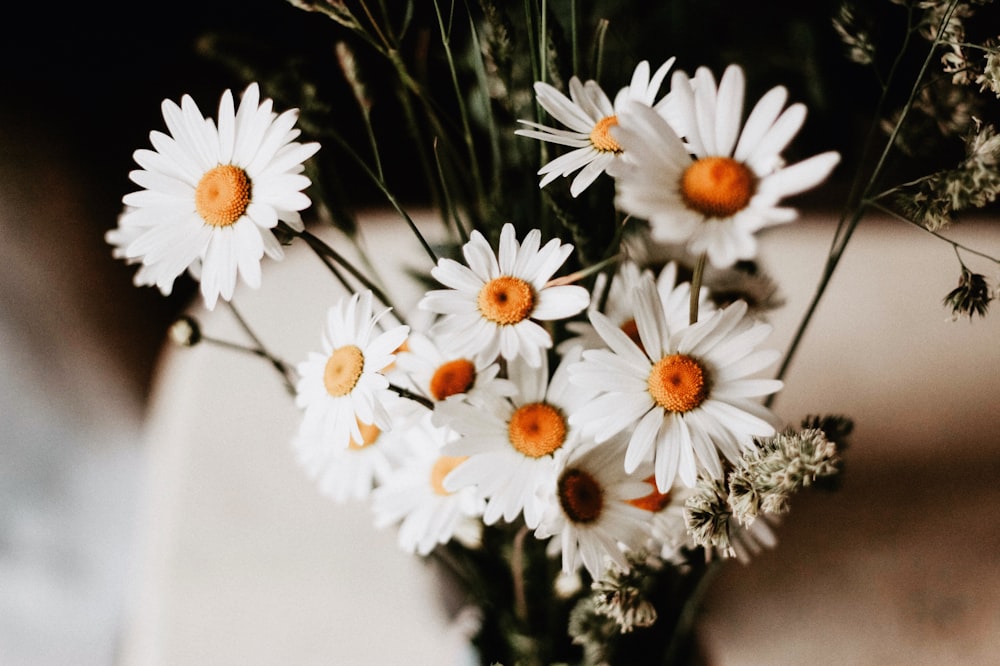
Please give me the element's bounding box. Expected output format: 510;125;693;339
534;437;654;580
371;416;485;556
295;290;410;452
434;349;593;529
558;260;714;354
419;223;589;368
610;64;841;268
117;83;320;309
515;59;675;197
568;275;782;491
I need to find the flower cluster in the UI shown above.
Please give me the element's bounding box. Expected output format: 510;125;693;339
105;1;1000;663
102;55;841;664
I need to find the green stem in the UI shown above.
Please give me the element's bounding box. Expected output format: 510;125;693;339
388;382;434;409
224;301;297;394
297;229;406;326
432;0;488;218
660;559;724;666
689;253;707;326
868;201;1000;265
511;524;530;625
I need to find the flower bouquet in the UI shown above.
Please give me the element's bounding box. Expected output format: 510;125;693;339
107;1;1000;664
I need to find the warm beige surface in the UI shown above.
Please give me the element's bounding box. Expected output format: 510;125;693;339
121;211;1000;665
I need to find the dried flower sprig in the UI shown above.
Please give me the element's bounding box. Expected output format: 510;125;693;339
944;264;994;319
728;428;842;526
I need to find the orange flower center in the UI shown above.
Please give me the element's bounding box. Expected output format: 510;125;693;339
477;276;535;325
429;359;477;400
323;345;365;397
508;402;567;458
430;455;467;496
647;354;708;413
628;475;673;512
679;156;755;218
558;468;604;523
348;421;381;450
195;164;252;227
589;115;622;153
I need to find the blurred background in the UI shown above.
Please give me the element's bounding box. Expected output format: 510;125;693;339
1;1;997;664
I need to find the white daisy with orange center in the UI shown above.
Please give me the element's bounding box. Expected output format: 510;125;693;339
117;83;320;309
558;260;714;354
568;274;783;491
434;349;594;529
515;59;675;197
419;223;589;368
371;416;485;556
294;405;408;504
295;290;410;452
392;331;516;425
610;64;841;268
534;437;654;580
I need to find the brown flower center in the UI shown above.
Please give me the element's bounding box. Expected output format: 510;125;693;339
589;115;622;153
508;402;567;458
323;345;365;397
195;164;252;227
558;468;604;523
647;354;708;413
430;455;467;496
477;276;535;325
680;156;755;218
429;359;477;401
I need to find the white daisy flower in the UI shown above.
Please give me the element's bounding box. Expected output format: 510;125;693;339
515;59;675;196
534;438;653;580
418;223;589;368
568;275;782;491
436;349;592;529
371;417;485;556
558;260;714;353
610;64;841;268
105;209;169;294
293;402;409;503
393;331;516;425
294;290;410;451
629;480;697;564
118;83;320;309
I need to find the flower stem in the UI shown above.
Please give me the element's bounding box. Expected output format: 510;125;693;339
224;301;298;394
660;559;723;666
689;252;707;326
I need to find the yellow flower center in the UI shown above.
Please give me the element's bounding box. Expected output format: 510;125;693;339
348;421;381;450
195;164;252;227
647;354;708;413
508;402;567;458
627;475;673;512
558;468;604;524
430;359;477;401
477;276;535;325
589;115;622;153
323;344;365;397
679;156;756;218
430;455;467;496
